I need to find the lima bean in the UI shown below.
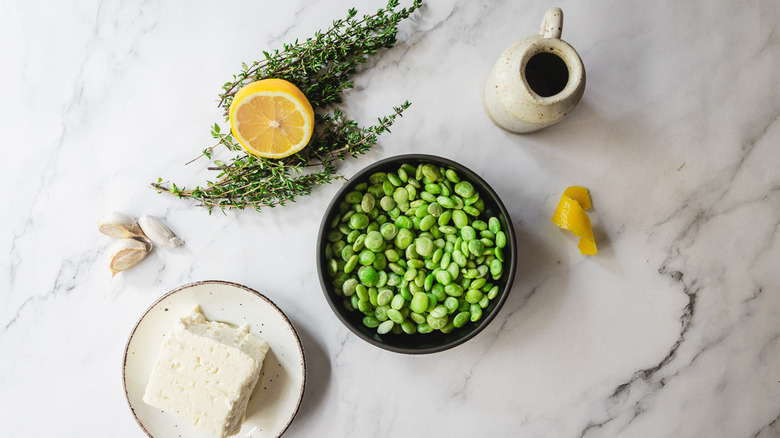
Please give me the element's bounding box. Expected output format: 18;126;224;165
324;162;508;336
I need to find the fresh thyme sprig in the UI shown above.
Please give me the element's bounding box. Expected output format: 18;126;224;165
153;0;422;212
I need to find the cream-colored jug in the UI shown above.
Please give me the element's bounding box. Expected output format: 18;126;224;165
483;8;585;133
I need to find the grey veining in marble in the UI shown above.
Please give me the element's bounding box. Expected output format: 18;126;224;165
1;0;779;437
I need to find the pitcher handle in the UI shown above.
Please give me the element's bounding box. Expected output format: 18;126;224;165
540;7;563;39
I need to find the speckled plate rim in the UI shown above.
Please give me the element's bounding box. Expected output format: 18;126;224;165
122;280;306;438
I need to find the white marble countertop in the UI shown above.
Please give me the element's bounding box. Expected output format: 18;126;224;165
3;0;779;437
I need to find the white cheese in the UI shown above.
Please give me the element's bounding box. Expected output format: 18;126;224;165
143;306;270;437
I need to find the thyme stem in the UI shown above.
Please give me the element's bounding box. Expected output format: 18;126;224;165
153;0;421;213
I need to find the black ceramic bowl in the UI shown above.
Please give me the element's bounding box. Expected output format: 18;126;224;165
316;154;517;354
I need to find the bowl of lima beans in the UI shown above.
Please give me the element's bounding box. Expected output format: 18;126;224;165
317;154;517;354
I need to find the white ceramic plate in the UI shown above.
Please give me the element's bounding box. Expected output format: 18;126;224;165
123;280;306;438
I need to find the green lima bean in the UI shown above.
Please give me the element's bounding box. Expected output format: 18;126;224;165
325;162;507;336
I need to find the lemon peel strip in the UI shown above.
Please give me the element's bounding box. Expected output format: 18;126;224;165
552;186;597;255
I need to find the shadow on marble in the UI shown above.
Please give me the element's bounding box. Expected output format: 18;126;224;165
503;92;661;159
282;318;330;432
590;222;613;259
502;221;570;322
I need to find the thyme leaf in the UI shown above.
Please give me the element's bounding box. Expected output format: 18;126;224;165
153;0;422;213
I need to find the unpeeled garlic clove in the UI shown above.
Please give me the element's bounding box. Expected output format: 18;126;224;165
138;214;184;248
108;238;150;277
98;211;144;239
136;235;154;252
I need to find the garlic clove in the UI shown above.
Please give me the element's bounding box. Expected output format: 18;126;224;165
98;211;144;239
138;214;184;248
108;238;150;276
137;235;154;252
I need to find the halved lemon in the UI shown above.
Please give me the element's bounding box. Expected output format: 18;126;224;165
552;186;597;255
228;79;314;159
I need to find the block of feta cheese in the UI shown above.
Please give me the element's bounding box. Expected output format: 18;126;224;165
143;306;270;437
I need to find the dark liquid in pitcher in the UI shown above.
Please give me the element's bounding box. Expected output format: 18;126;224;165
525;52;569;97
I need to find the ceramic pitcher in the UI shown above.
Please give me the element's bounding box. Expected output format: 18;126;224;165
483;7;585;133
